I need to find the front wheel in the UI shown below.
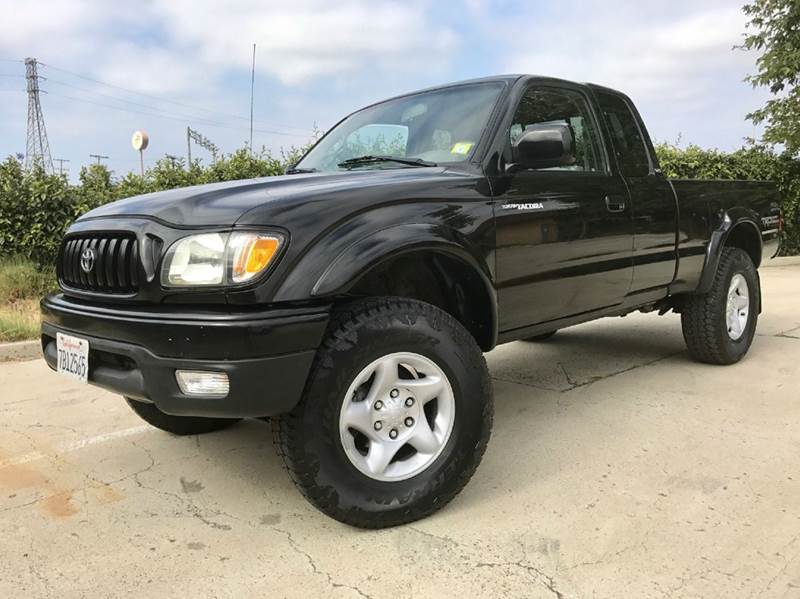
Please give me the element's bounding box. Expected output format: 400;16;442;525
273;298;493;528
681;247;760;365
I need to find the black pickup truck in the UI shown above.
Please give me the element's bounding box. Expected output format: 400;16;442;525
41;75;781;528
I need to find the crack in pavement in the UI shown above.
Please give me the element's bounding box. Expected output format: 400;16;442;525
559;352;683;392
406;525;461;549
476;559;565;599
272;526;374;599
490;376;557;392
759;533;800;597
493;352;682;394
129;440;236;531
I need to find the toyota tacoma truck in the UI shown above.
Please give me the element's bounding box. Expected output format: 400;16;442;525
41;75;782;528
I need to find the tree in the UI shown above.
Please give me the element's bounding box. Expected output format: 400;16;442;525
741;0;800;155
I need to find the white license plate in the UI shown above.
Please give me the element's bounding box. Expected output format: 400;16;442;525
56;332;89;384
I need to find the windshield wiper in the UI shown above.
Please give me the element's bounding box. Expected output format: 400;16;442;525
337;155;437;169
285;166;318;174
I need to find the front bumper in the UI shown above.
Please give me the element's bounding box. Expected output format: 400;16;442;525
41;294;330;418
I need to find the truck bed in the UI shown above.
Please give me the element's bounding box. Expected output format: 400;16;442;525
670;178;781;292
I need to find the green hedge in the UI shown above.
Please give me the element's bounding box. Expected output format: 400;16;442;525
654;143;800;255
0;143;798;267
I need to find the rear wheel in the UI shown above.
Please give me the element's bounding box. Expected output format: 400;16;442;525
273;297;493;528
125;398;241;435
681;248;759;365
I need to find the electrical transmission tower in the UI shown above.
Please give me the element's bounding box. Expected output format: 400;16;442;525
187;127;219;164
24;57;54;173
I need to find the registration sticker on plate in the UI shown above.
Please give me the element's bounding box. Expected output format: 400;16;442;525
56;332;89;384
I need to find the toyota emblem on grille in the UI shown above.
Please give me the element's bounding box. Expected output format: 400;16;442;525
80;248;96;273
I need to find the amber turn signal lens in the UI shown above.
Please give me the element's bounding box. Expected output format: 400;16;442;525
231;233;283;283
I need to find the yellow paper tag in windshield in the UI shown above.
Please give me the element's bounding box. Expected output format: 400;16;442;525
450;142;474;155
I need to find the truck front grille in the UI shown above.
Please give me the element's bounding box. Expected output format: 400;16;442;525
60;233;141;294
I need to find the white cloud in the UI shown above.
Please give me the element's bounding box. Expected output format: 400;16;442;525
504;4;749;103
498;0;767;148
0;0;458;90
148;0;458;85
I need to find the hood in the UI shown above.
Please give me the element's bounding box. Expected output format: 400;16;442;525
79;168;455;227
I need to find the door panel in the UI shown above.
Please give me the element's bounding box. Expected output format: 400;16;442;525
495;171;633;331
592;89;678;292
492;83;635;332
627;176;679;291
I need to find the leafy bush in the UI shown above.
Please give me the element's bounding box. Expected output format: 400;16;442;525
0;159;97;266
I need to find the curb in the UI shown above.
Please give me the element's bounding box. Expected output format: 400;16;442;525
0;340;41;363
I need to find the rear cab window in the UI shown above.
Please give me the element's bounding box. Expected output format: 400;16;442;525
594;90;652;177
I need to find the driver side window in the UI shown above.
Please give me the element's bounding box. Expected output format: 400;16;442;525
510;87;604;173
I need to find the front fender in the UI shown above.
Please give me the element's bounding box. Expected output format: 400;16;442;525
311;223;492;297
279;223;498;348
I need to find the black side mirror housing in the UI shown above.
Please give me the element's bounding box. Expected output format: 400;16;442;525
510;123;575;171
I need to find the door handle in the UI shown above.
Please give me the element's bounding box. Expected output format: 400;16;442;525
605;195;626;213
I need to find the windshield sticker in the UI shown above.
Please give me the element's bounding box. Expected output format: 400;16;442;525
450;142;474;155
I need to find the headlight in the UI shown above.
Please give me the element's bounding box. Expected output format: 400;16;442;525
162;231;284;287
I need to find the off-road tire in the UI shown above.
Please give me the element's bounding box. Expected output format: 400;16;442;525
681;248;760;365
272;297;493;529
125;398;241;435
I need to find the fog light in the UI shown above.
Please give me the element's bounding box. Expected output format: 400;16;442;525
175;370;230;396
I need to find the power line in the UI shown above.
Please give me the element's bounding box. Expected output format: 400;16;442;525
45;78;302;137
40;61;312;135
45;90;307;138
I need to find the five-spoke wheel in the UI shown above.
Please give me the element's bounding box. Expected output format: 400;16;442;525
339;352;455;481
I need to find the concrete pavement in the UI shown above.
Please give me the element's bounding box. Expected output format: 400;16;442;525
1;259;799;598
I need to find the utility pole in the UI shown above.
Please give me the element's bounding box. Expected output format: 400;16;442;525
187;126;191;165
53;158;70;175
249;43;256;154
24;57;54;173
89;154;109;165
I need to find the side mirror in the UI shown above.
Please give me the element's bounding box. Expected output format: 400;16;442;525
510;123;575;171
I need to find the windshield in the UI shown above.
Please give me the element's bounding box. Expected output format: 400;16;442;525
294;82;505;172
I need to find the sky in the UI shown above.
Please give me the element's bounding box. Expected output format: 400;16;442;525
0;0;770;180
